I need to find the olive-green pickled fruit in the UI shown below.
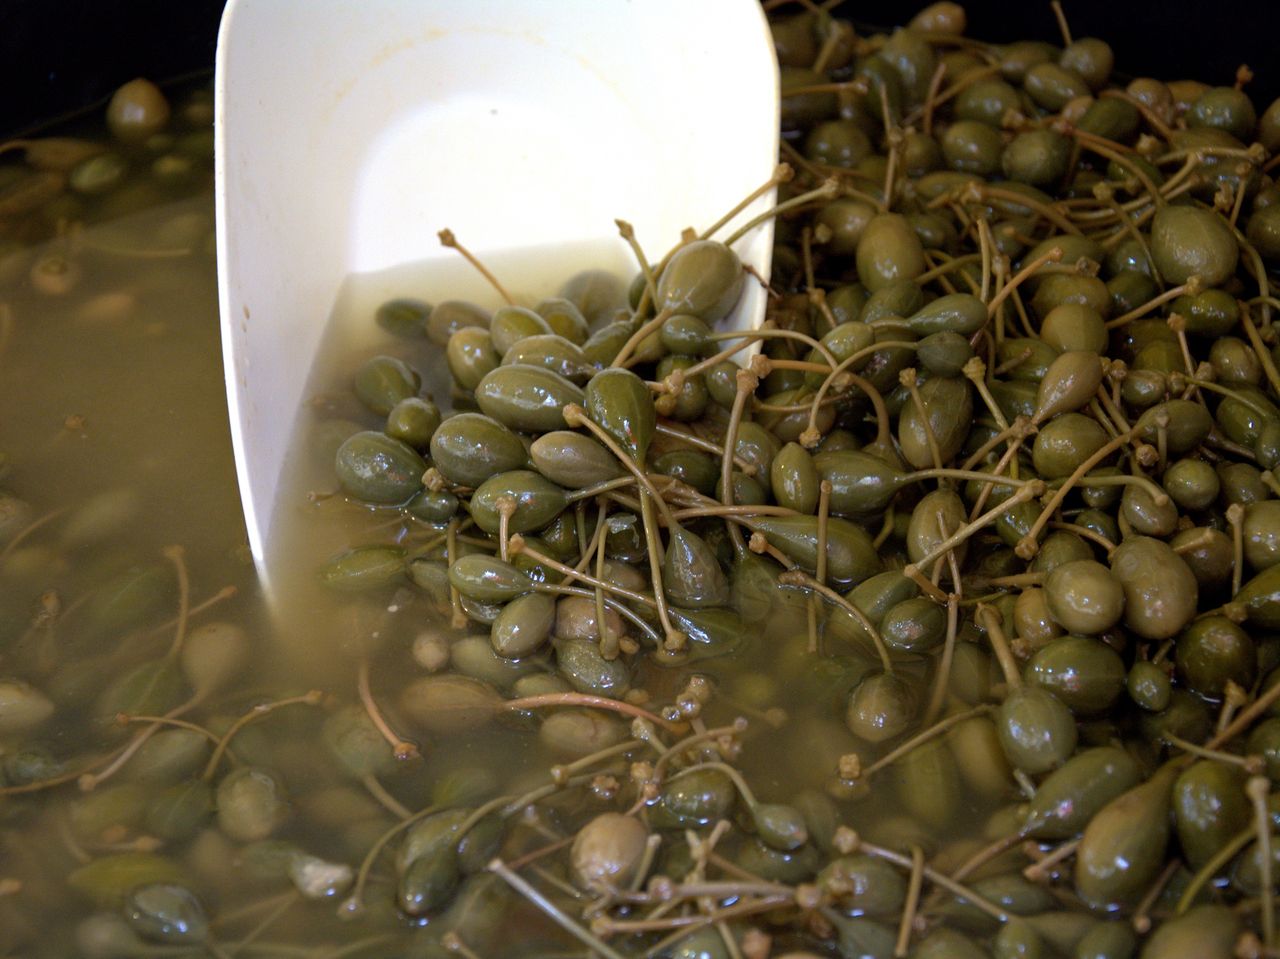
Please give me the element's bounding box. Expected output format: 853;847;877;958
1024;62;1090;110
942;119;1004;176
1247;717;1280;779
880;596;946;652
1137;904;1238;959
353;354;420;415
399;675;501;734
124;883;208;943
375;296;431;337
467;470;568;535
216;767;289;842
488;305;552;355
997;686;1078;774
914;927;988;959
898;376;973;469
817;854;907;918
907;488;968;578
1044;303;1105;350
1175;615;1255;698
1074;765;1177;910
529;431;624;488
748;515;880;584
1022;746;1141;840
474;364;584;433
814;449;908;514
317;545;405;591
1032;413;1108;479
916;330;974;376
570;812;649;892
651;767;736;828
429;413;528;487
584;367;656;462
657;240;744;322
1149;205;1239;287
334;431;425;504
1025;636;1126;715
846;671;917;742
490;592;555;658
1074;921;1136;959
108;79;170;143
1003;129;1071;186
1109;537;1198;639
664;526;730;608
1172;760;1249;869
815;197;876;254
1034;352;1104;423
504;333;595;384
857;213;925;291
1161;457;1219;510
770;442;819;514
907;292;987;337
1044;560;1125;635
384;396;441;449
426;299;490;345
1244;499;1280;570
1127;660;1172;712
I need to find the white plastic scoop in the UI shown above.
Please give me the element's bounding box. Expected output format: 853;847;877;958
214;0;780;588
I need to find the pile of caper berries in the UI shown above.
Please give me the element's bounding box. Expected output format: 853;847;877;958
318;1;1280;954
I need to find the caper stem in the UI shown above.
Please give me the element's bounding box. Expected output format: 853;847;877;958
79;697;200;792
922;595;961;727
615;219;657;307
436;229;514;305
512;539;654;608
859;838;1011;924
920;59;947;136
611;306;674;369
1240;306;1280;396
700;162;793;243
975;604;1021;689
777;569;894;674
488;858;630;959
723;177;840;248
1248;776;1276;948
903;65;1001;128
913;251;983;287
654;422;758;476
799;340;918;445
720;369;757;557
1175;825;1256;915
200;691;323;781
906;480;1045;578
360;772;413;820
1022;836;1081;883
895;845;926;957
1018;427;1142;558
501;692;681;731
160;544;191;657
357;657;419;761
1105;278;1199;329
651;718;748;780
862;705;992;781
1072;128;1164;207
563;403;678;527
985;245;1065;319
1228;502;1247;597
707;324;841;370
113;712;219;743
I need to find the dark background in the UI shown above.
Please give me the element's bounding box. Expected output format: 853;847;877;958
1;0;1277;136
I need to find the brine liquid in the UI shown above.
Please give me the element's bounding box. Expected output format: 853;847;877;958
0;89;1000;959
